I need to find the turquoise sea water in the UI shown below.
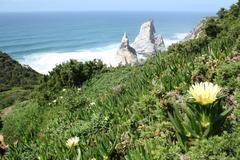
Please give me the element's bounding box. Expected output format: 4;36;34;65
0;12;214;73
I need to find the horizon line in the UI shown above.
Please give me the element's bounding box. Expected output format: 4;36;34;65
0;10;216;13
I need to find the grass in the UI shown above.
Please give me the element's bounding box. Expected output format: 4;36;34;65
1;1;240;159
0;87;32;110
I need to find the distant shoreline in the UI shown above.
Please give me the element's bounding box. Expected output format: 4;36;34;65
0;11;210;73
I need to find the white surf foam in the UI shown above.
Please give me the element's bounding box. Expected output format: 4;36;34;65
174;32;189;40
20;44;119;74
20;33;188;74
164;32;189;47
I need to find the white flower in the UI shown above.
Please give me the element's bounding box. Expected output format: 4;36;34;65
104;116;109;121
77;88;82;91
66;136;79;148
189;82;221;105
62;89;66;92
90;102;96;106
59;96;63;99
53;99;57;103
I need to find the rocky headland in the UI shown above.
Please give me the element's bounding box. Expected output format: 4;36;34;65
184;17;208;40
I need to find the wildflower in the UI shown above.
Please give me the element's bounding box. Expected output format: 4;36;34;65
59;96;63;99
104;116;109;121
53;99;57;103
62;88;66;92
90;102;96;106
138;124;145;129
189;82;221;105
66;136;79;149
77;88;82;91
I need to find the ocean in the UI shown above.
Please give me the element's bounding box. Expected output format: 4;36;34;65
0;12;214;74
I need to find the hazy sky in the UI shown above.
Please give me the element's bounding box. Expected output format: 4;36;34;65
0;0;237;12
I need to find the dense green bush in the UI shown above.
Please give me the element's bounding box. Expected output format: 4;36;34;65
45;59;106;88
204;19;222;38
187;131;240;159
35;59;107;104
217;8;228;19
214;61;240;89
1;1;240;159
233;36;240;52
168;37;208;55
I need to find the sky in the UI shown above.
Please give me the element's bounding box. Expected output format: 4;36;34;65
0;0;237;12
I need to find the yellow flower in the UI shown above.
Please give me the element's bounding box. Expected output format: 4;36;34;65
138;124;145;129
189;82;221;105
66;136;79;148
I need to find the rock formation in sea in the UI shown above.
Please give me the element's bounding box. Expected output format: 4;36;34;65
132;20;165;56
116;33;138;65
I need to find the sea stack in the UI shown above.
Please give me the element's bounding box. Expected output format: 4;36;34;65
132;20;165;56
116;33;138;65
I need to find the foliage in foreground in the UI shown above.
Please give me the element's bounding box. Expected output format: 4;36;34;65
169;82;233;151
1;1;240;159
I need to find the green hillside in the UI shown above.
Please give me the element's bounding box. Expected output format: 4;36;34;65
1;1;240;159
0;52;41;110
0;52;40;91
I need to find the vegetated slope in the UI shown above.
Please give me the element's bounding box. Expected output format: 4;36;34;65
0;52;40;91
1;2;240;160
0;52;41;109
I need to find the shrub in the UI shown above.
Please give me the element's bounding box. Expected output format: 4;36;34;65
217;8;228;19
204;19;222;38
214;61;240;89
2;0;240;158
168;37;208;55
229;4;240;17
187;132;240;159
233;36;240;52
47;59;106;88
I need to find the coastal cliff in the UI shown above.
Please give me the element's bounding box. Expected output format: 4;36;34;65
1;1;240;159
184;17;208;40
